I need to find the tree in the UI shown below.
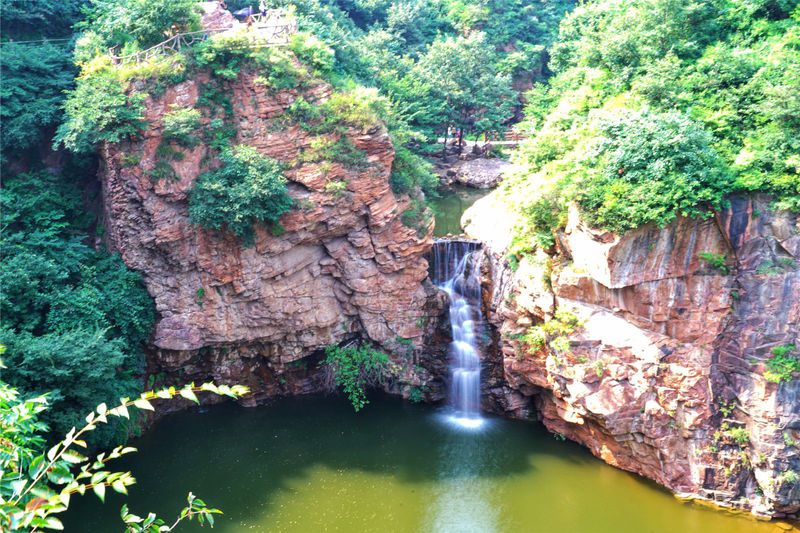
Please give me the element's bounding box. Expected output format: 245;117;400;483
0;171;156;446
78;0;202;49
0;378;249;531
576;108;732;233
0;0;84;38
0;42;75;159
413;32;515;148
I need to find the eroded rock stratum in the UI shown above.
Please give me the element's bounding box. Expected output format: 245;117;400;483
467;194;799;518
99;63;442;400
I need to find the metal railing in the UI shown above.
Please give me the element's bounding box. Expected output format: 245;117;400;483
109;14;297;65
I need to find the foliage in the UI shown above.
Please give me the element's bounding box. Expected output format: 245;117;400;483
390;146;439;196
576;109;732;233
301;135;369;169
713;422;750;447
698;252;730;274
0;42;75;159
188;145;294;245
78;0;202;49
0;0;84;38
192;33;303;87
162;106;202;148
324;180;349;197
324;344;389;411
764;344;799;383
412;32;516;137
55;72;146;153
506;0;800;252
522;309;582;356
400;198;433;237
0;171;156;446
0;380;248;531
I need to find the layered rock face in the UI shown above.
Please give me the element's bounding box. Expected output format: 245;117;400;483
99;60;443;400
466;195;799;518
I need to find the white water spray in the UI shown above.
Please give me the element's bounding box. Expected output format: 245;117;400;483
432;240;485;430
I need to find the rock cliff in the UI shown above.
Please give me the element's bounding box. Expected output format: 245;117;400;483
98;52;443;401
465;194;799;518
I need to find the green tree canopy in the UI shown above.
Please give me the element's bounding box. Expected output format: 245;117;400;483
413;32;516;136
188;145;294;244
78;0;202;49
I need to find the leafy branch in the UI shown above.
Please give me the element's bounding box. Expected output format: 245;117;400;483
1;381;249;531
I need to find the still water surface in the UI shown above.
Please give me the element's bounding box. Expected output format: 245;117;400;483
65;395;785;532
430;186;490;236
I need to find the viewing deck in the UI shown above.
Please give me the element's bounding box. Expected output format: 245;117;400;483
109;10;297;65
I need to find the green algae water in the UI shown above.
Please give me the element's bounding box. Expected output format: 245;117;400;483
64;395;785;533
430;186;490;236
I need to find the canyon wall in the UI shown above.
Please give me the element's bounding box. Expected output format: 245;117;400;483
466;194;800;518
99;59;444;402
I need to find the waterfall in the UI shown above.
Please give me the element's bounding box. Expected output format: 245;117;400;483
431;240;485;430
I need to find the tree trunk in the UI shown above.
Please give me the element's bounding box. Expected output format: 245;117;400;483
457;128;464;154
442;127;448;159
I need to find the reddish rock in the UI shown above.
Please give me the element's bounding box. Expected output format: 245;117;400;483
467;195;800;518
99;66;442;399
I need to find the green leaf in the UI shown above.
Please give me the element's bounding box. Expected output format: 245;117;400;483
112;480;128;494
93;482;106;502
132;398;154;411
44;516;64;530
179;388;199;404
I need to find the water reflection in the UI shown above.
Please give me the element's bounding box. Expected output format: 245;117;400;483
430;414;498;532
63;396;785;533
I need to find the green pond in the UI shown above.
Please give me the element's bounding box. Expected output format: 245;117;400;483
64;395;784;533
430;186;490;236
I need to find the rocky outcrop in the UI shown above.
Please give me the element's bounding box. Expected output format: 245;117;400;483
439;157;510;189
466;194;800;518
99;52;444;400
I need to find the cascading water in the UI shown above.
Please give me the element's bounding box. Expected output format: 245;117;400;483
431;240;485;430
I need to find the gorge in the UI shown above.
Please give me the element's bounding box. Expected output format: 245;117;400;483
2;1;799;531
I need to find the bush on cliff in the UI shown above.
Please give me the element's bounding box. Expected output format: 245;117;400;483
188;145;294;245
54;72;146;153
576;108;732;233
324;344;389;412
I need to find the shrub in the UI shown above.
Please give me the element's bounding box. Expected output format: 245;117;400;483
324;180;349;197
522;309;583;356
162;106;202;147
390;146;439;196
301;135;370;170
324;344;389;411
764;344;799;383
289;32;335;76
322;88;387;131
401;198;433;237
188;145;294;245
577;109;733;234
698;252;729;274
55;73;146;153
